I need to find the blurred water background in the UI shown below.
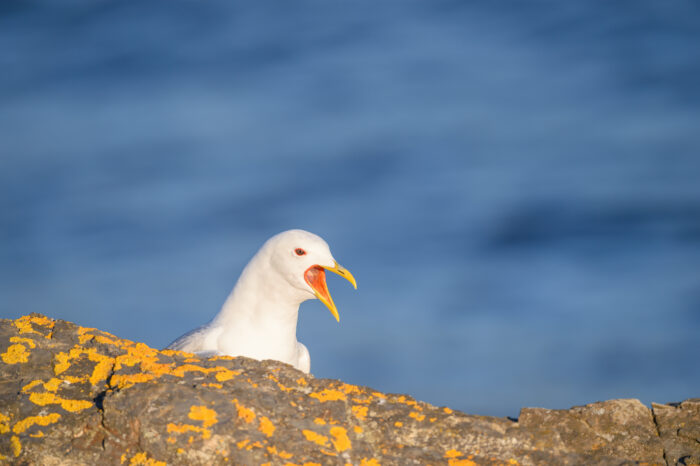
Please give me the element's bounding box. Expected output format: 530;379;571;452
2;1;699;417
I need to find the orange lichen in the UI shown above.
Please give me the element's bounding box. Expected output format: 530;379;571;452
166;422;211;440
296;377;307;386
236;439;249;449
1;344;29;364
353;426;363;434
29;431;44;438
270;446;293;459
329;426;351;452
313;418;326;425
0;413;11;434
259;416;275;437
448;460;476;466
11;435;21;457
409;412;426;421
14;315;54;336
445;449;464;458
443;407;453;414
394;421;403;427
128;452;166;466
352;405;368;420
28;392;93;413
215;369;239;381
232;399;256;423
302;429;330;447
12;413;61;434
360;459;381;466
10;336;37;348
309;389;346;402
188;405;218;428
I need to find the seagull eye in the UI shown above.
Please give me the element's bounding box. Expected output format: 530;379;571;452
294;248;306;256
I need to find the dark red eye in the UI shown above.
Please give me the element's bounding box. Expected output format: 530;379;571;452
294;248;306;256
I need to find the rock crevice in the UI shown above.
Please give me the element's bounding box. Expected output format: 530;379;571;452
1;314;698;465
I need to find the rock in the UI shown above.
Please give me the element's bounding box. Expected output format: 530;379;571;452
653;400;700;466
0;314;697;465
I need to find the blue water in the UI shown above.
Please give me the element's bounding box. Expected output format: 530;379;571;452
2;1;699;417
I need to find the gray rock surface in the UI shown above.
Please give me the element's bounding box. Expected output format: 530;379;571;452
0;314;698;465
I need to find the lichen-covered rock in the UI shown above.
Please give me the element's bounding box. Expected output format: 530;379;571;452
0;314;697;465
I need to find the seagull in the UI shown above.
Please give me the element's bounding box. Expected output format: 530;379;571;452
166;229;357;373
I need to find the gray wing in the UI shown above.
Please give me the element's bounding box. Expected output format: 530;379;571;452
165;325;214;354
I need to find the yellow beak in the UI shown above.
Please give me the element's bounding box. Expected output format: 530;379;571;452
304;261;357;322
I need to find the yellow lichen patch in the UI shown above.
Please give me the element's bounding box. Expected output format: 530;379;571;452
111;373;155;389
448;460;476;466
394;421;403;427
309;389;346;402
302;463;322;466
360;459;381;466
166;422;211;440
12;413;61;434
14;315;54;336
267;446;293;460
353;425;363;434
508;460;519;465
245;440;262;451
89;356;114;386
43;378;62;392
232;399;256;424
10;336;37;348
313;418;326;425
409;412;426;421
11;435;21;457
20;380;43;393
188;405;218;428
214;368;240;382
203;383;223;389
1;344;29;364
268;374;294;392
329;426;351;452
28;392;93;413
259;416;275;437
0;412;11;434
445;449;463;458
296;377;307;386
372;392;386;399
302;429;330;447
236;439;249;449
444;407;453;414
429;417;436;422
128;452;166;466
340;383;361;395
352;405;368;420
29;431;44;438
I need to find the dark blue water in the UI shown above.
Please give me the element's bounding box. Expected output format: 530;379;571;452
2;0;699;417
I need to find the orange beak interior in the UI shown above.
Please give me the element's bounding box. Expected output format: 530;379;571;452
304;265;331;303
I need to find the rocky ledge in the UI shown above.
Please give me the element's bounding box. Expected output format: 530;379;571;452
0;314;698;465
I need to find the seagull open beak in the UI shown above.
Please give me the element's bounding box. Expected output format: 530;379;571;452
304;262;357;322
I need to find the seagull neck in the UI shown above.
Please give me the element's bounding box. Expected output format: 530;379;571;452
213;267;303;340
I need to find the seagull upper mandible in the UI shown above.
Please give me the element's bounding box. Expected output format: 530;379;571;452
166;229;357;373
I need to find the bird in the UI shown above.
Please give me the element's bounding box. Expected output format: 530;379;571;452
166;229;357;373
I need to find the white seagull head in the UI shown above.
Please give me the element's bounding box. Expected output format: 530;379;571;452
259;229;357;321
